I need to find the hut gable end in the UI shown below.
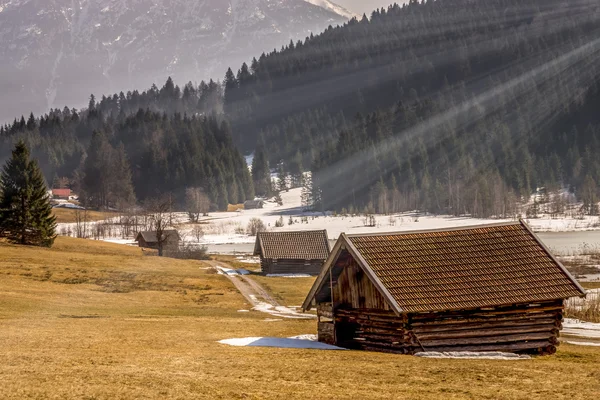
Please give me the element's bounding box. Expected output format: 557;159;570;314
333;255;392;311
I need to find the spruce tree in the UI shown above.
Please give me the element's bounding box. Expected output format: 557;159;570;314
0;140;56;247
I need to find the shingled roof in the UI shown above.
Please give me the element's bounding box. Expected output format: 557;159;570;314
303;221;585;314
254;230;330;260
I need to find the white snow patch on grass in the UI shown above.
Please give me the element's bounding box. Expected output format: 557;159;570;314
563;318;600;339
564;341;600;347
218;335;343;350
266;273;313;278
415;351;531;360
215;266;250;276
236;256;260;264
252;301;315;320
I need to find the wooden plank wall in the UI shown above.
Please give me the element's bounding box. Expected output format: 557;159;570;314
322;301;564;355
261;258;323;275
332;259;391;311
407;300;564;355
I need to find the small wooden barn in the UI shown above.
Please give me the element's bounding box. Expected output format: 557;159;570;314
302;221;585;355
135;230;180;250
254;230;331;275
244;200;265;210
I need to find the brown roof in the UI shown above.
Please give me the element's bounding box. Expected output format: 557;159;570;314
303;221;585;314
254;230;330;260
52;188;71;197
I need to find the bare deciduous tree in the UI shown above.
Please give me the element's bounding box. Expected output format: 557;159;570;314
186;187;211;223
144;195;174;256
191;225;205;242
74;209;88;238
246;218;267;236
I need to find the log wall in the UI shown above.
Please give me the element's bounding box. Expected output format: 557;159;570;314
320;300;564;355
261;258;323;275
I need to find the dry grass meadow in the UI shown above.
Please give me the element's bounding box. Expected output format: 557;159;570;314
51;208;118;223
1;238;600;399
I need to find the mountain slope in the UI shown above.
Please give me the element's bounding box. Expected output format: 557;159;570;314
0;0;347;123
223;0;600;217
304;0;356;18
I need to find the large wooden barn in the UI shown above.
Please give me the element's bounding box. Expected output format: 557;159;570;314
254;230;331;275
302;221;586;355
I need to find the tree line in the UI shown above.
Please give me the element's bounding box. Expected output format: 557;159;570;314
0;78;253;211
222;0;600;217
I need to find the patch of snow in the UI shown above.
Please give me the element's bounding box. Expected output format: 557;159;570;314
215;266;249;276
102;238;136;246
303;0;356;19
236;256;260;264
252;300;315;320
266;274;313;278
218;336;344;350
289;334;318;341
564;341;600;347
563;318;600;339
415;351;531;360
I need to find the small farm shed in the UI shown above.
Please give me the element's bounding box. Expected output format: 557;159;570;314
135;230;180;250
52;188;71;199
302;221;585;355
244;200;264;210
254;230;331;275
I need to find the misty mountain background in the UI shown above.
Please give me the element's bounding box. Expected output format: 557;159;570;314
0;0;348;124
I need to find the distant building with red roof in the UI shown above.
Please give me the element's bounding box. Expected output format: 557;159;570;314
52;188;71;199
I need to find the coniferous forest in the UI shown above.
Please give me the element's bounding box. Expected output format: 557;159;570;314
0;79;252;210
2;0;600;216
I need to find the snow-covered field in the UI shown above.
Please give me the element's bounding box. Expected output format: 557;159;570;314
57;186;600;254
176;188;516;245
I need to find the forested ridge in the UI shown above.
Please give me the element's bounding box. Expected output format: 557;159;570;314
3;0;600;216
0;78;252;209
224;0;600;216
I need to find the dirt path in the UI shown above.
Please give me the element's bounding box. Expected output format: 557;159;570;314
205;260;314;320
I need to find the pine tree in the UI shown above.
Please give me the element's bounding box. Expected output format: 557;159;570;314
251;141;271;197
0;140;56;246
277;162;288;192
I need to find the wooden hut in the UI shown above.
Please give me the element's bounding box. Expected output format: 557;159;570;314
244;200;265;210
302;221;585;355
254;230;331;275
135;230;180;250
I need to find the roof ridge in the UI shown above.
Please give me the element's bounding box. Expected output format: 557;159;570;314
259;229;328;235
345;220;521;238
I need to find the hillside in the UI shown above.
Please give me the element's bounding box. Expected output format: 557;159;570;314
223;0;600;217
3;0;600;218
1;237;600;399
0;90;254;209
0;0;347;124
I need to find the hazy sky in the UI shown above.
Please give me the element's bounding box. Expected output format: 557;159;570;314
335;1;400;15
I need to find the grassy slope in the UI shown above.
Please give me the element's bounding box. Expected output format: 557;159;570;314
52;208;118;223
1;238;599;399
